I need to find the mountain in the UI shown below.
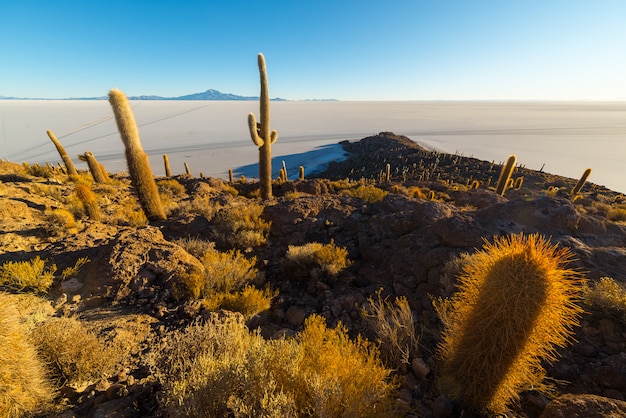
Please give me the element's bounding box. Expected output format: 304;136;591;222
0;89;287;101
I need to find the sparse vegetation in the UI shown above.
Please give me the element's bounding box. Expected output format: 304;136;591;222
212;202;271;250
0;257;57;293
156;313;396;417
363;289;420;368
583;277;626;322
0;293;54;418
283;240;352;282
31;316;125;385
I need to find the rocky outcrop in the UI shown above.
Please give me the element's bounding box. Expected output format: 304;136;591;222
541;393;626;418
82;227;204;306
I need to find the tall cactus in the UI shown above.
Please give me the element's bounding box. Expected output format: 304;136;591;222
108;88;166;221
80;152;108;184
436;233;584;414
248;53;278;199
47;130;78;180
571;168;592;195
495;154;517;196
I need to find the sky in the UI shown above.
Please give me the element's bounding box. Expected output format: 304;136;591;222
1;0;626;101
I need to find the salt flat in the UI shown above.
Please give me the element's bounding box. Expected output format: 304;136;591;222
1;100;625;193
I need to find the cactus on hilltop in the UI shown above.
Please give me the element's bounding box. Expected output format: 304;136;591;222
495;155;517;196
248;53;278;199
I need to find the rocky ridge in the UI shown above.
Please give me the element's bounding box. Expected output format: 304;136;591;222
1;132;625;417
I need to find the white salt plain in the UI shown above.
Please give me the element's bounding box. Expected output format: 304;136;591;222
1;100;625;193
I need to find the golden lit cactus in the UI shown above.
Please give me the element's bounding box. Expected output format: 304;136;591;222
108;88;166;221
80;152;108;184
75;182;101;221
436;233;584;414
248;53;278;199
163;154;171;177
571;168;592;195
47;129;78;180
495;154;517;195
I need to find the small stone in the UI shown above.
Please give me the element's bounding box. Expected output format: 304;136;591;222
432;395;454;418
285;306;306;327
106;383;128;401
411;357;430;380
61;277;83;293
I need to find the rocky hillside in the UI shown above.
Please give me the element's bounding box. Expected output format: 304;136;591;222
1;132;625;417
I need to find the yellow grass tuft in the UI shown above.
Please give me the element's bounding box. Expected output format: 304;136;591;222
0;257;57;293
283;240;352;281
31;317;125;386
582;276;626;322
363;289;420;368
157;313;396;417
0;292;54;417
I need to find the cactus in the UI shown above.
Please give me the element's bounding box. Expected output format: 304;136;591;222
47;130;78;180
228;168;234;184
495;155;517;196
571;168;592;195
108;88;166;221
299;165;305;181
184;162;192;177
75;183;101;221
248;53;278;199
470;180;480;189
80;152;108;184
436;233;584;414
163;154;171;177
514;176;524;190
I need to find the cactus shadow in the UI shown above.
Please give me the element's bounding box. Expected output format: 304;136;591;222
232;144;347;180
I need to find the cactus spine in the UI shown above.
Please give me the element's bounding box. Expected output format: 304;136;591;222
495;155;517;196
163;154;171;177
248;53;278;199
108;88;166;221
47;130;78;180
571;168;592;195
75;183;101;221
436;233;584;414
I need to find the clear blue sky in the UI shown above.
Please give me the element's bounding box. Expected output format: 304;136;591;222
2;0;625;100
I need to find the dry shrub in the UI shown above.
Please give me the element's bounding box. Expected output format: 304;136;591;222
24;163;53;178
363;289;420;368
0;257;56;293
608;204;626;222
32;317;124;386
204;285;277;319
157;313;396;417
172;195;223;220
583;277;626;322
174;237;216;258
29;183;64;201
283;240;351;282
213;202;271;250
108;196;148;226
340;184;388;203
437;233;585;414
157;178;186;197
0;293;54;418
44;208;78;235
199;248;257;294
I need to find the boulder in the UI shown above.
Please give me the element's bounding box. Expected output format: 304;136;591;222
540;393;626;418
83;227;204;304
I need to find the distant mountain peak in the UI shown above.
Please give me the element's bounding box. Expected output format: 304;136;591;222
0;89;288;101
